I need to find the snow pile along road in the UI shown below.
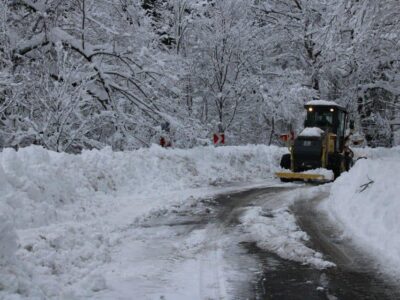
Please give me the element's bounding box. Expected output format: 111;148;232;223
0;144;286;299
322;147;400;275
0;145;285;229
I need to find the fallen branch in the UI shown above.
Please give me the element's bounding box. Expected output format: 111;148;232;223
359;176;374;193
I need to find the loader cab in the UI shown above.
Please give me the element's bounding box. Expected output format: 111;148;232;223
304;100;348;151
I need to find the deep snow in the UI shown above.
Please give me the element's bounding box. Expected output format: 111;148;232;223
0;145;284;229
0;144;291;299
321;146;400;277
1;144;400;299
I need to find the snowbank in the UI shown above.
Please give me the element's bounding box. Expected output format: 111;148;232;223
353;146;400;159
0;144;286;298
322;147;400;275
0;145;285;229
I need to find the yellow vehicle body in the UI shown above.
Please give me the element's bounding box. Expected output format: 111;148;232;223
275;171;328;182
275;131;338;182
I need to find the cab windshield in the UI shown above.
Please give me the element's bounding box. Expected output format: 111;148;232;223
305;111;333;128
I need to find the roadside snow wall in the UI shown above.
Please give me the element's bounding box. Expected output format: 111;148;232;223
322;147;400;274
0;144;285;230
0;144;285;298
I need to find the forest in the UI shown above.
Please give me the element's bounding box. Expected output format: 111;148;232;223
0;0;399;152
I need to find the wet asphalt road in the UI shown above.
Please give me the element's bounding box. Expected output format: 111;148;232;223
212;186;400;300
142;186;400;299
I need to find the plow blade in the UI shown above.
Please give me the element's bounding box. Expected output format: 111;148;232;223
275;171;327;182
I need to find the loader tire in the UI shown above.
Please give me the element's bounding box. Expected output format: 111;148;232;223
279;154;292;182
280;154;291;170
330;154;344;180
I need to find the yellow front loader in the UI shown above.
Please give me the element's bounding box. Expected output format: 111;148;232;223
276;100;353;182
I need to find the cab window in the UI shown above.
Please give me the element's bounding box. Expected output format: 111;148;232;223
305;111;333;128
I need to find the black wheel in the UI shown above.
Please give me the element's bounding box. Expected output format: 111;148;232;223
280;154;293;182
330;153;345;180
279;154;292;182
280;153;291;170
344;150;354;171
280;178;292;182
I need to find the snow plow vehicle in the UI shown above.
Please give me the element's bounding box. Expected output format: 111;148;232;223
276;100;354;182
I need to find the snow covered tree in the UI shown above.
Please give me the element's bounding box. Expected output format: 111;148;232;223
180;0;265;143
323;0;400;146
242;0;325;143
3;0;189;150
0;0;398;150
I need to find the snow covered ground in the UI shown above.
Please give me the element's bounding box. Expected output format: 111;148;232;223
1;144;400;299
0;145;289;299
238;187;335;269
320;146;400;277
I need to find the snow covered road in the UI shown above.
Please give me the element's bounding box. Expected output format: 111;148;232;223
15;184;400;300
94;184;400;300
1;145;400;299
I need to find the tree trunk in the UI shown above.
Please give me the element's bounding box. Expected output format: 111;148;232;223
268;116;275;145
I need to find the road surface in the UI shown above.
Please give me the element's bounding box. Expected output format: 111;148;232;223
101;185;400;299
178;186;400;299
